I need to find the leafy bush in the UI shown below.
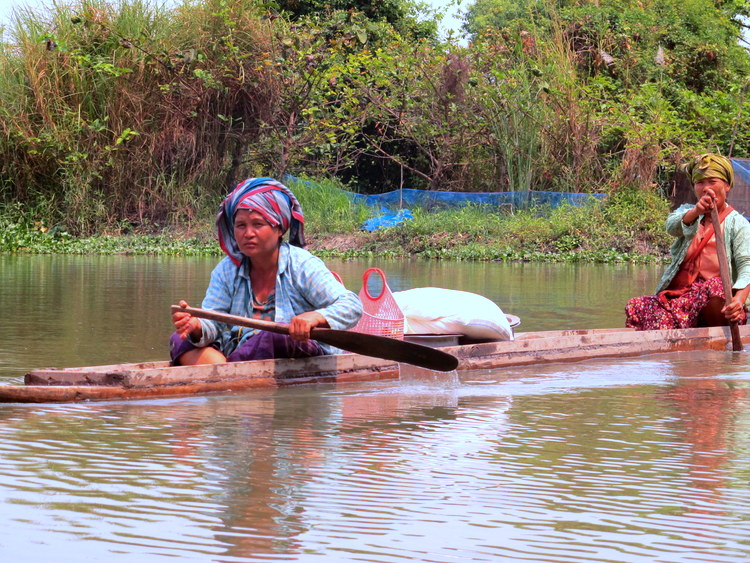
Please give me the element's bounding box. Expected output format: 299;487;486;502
0;0;747;240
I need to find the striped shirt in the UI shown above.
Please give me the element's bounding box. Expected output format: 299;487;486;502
193;243;362;356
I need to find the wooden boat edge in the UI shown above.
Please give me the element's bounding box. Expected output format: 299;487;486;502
6;364;401;403
3;325;747;403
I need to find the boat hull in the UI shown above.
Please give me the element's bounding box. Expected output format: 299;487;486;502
2;325;746;403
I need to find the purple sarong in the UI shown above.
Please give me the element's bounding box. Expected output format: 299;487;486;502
170;331;324;364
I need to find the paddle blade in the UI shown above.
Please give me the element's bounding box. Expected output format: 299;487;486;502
311;328;459;372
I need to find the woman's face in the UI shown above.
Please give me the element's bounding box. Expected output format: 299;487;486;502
694;176;731;211
233;209;282;261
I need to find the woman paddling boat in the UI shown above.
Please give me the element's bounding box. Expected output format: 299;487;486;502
625;153;750;330
170;178;363;365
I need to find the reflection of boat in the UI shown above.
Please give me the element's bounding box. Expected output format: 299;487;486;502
2;324;747;403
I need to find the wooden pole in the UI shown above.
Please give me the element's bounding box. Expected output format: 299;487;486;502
710;207;743;351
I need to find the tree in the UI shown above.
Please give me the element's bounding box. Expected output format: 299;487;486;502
463;0;546;37
276;0;438;39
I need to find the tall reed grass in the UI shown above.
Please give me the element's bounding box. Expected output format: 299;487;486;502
0;0;282;233
285;176;371;233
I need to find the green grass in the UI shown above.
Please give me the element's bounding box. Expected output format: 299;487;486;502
322;187;672;263
284;175;372;234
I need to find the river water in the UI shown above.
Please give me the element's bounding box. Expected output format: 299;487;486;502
1;255;749;562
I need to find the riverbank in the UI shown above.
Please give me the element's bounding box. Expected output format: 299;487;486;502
0;188;672;263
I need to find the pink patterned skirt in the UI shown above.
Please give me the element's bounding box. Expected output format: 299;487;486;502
625;276;747;330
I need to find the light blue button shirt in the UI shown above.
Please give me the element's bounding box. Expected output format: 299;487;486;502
194;243;362;355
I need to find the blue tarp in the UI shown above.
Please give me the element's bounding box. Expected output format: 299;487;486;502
732;158;750;184
730;159;750;221
361;209;415;232
346;188;604;211
282;175;605;230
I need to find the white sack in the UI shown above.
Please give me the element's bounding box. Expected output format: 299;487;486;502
392;287;514;341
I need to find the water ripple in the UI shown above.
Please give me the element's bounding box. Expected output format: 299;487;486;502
0;358;749;561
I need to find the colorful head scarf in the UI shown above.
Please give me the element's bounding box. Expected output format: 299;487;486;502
683;153;734;187
217;177;306;266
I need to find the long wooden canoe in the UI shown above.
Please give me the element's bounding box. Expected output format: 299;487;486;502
1;324;747;403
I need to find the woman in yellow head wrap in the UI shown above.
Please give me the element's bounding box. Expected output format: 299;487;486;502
626;154;750;330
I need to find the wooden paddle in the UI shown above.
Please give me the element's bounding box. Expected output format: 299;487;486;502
171;304;460;372
710;206;743;351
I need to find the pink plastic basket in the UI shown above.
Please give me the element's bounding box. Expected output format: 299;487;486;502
351;268;404;340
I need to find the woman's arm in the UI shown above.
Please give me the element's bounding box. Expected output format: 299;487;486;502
681;190;717;226
191;258;238;346
666;204;701;237
288;253;363;335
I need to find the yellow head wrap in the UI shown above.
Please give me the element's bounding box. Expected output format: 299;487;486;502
683;153;734;187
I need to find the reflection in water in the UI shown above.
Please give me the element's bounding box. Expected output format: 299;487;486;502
0;383;506;561
0;356;749;561
0;255;206;379
210;391;334;558
659;353;749;533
